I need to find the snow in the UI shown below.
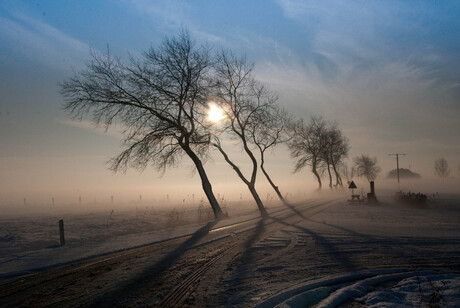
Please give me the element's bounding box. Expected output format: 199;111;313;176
1;193;460;306
360;273;460;307
0;202;265;278
254;194;460;307
263;269;460;307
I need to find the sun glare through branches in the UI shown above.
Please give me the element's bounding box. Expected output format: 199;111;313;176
207;103;225;123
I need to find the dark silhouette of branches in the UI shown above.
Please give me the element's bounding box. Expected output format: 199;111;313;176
434;157;450;181
320;123;350;188
211;51;268;216
61;31;224;218
353;154;381;181
288;117;327;190
289;117;349;190
339;162;356;184
249;104;293;203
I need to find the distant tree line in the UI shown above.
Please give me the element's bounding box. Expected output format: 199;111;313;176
386;168;421;179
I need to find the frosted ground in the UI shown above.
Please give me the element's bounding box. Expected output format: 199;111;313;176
1;193;459;307
253;194;460;307
0;199;259;276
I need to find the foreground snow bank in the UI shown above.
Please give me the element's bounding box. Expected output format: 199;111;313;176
257;268;460;307
358;272;460;307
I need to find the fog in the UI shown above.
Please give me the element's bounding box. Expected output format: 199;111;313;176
2;167;458;218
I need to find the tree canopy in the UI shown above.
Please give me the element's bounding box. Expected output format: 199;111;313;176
353;154;381;181
61;31;224;218
289;117;349;190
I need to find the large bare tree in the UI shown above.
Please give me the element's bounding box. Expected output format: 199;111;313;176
211;51;268;216
434;157;450;181
61;31;224;218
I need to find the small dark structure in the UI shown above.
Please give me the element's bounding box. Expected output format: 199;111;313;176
59;219;65;246
348;181;363;202
367;181;378;203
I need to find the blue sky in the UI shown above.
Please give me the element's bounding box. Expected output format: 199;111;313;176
1;0;459;205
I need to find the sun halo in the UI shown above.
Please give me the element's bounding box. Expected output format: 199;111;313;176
207;103;225;123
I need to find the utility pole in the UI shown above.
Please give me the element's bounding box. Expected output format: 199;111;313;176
388;153;406;185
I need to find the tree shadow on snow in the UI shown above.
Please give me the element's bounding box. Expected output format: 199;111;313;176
269;215;358;271
282;201;308;220
91;219;219;306
305;217;376;240
218;217;266;306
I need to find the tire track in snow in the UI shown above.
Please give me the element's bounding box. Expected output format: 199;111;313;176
159;199;339;307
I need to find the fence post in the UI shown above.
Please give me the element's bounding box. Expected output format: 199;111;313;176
59;219;65;246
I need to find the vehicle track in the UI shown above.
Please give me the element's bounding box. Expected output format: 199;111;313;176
0;236;183;299
159;198;339;307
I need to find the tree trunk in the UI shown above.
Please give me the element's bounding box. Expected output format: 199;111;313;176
215;144;267;217
330;158;342;187
312;161;322;190
248;183;268;216
327;164;333;189
260;150;285;203
182;144;224;219
332;163;342;187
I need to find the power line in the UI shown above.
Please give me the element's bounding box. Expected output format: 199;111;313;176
388;153;406;185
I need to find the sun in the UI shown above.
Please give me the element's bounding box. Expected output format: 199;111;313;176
207;103;225;123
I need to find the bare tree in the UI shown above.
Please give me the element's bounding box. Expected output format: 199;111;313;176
434;158;450;180
211;51;268;216
289;117;327;190
321;123;350;188
353;154;381;181
319;130;333;189
338;162;356;184
249;104;293;203
61;31;224;218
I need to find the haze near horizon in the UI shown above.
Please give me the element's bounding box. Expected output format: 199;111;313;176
1;0;459;207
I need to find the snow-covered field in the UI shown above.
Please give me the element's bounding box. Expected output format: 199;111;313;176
1;193;460;307
0;199;269;277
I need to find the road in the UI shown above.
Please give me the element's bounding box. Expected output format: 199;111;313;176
1;197;459;307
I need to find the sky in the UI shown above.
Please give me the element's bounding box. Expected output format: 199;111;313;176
1;0;459;206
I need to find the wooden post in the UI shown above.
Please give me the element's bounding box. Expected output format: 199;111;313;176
59;219;65;246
